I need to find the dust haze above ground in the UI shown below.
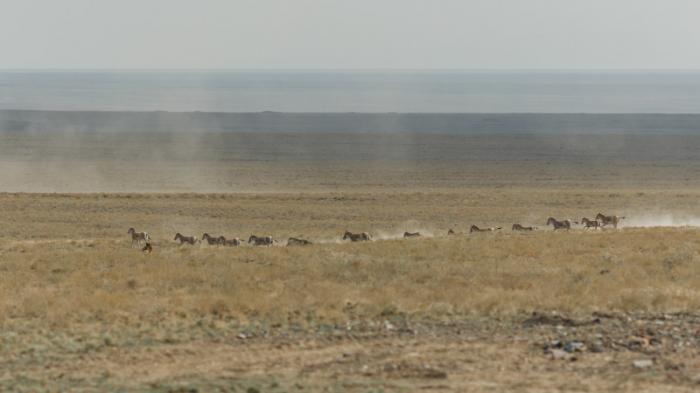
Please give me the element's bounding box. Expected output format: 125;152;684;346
2;113;700;193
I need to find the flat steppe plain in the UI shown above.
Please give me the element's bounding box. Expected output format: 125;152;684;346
1;131;700;391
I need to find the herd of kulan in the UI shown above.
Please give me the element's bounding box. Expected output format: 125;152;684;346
127;213;624;253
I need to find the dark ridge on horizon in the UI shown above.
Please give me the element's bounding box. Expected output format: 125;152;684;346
1;110;700;135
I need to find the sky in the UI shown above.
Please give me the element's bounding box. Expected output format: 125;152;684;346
1;0;699;69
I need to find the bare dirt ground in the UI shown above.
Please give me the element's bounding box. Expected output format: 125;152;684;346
2;313;700;392
1;131;700;391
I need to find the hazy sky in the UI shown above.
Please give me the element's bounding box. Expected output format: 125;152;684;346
2;0;699;69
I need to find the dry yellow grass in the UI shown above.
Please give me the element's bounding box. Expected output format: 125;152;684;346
2;191;700;391
2;190;700;326
3;228;700;324
1;187;700;391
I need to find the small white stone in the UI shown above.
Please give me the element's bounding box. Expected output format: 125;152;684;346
633;359;653;369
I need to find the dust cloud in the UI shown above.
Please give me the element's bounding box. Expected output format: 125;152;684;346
624;214;700;228
4;111;700;193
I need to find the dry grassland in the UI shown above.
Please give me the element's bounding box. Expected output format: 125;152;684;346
1;190;700;391
4;222;700;323
2;130;700;390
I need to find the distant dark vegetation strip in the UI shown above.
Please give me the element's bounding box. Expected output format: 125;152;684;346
1;110;699;135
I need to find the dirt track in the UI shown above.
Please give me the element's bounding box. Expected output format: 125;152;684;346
1;314;699;392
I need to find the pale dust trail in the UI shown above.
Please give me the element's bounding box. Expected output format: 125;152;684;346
623;214;700;228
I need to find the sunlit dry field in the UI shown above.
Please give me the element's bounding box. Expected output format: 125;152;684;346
3;189;700;317
2;132;700;391
2;190;700;391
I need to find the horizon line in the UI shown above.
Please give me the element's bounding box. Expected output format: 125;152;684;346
3;109;700;115
3;68;700;73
